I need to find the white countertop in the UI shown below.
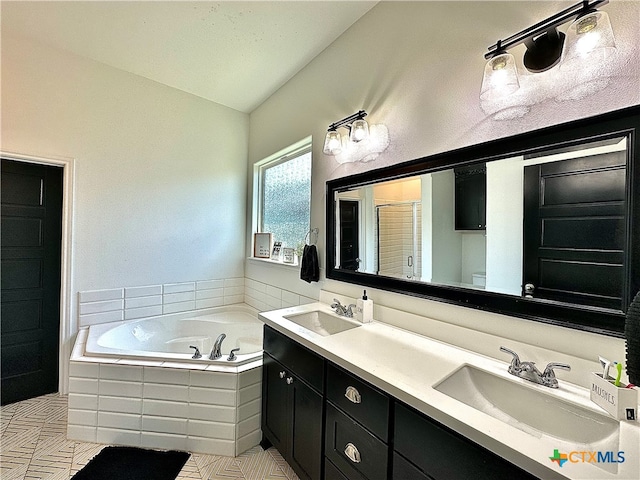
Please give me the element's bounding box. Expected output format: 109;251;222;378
259;302;640;480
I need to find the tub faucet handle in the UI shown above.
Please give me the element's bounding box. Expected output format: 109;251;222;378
227;348;240;361
189;346;202;359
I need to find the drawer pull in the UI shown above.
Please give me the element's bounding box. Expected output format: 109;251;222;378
279;371;286;379
286;377;294;385
344;443;361;463
345;386;361;404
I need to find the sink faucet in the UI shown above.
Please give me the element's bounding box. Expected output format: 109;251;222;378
209;333;226;360
331;299;356;318
500;346;571;388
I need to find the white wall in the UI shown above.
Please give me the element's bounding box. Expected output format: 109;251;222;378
246;2;639;365
2;33;249;290
486;158;525;295
1;33;249;382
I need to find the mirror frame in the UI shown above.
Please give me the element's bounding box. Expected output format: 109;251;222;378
326;106;640;337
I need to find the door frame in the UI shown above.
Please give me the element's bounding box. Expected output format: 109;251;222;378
1;150;75;395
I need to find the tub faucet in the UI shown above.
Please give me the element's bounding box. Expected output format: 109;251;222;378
210;334;226;360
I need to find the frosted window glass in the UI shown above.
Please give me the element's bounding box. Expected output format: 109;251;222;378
261;151;311;252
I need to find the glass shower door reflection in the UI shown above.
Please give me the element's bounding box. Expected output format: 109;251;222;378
376;202;422;280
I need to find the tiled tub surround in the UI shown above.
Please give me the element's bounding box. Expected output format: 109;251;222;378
78;278;246;327
78;277;316;328
68;319;262;456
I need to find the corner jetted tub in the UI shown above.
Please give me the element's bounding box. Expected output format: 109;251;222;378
84;305;263;365
68;304;265;456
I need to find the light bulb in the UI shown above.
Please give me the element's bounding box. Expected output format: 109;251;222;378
349;119;369;143
323;130;342;155
480;53;520;102
561;11;616;71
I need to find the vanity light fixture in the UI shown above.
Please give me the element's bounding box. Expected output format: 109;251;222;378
323;110;369;156
481;0;615;100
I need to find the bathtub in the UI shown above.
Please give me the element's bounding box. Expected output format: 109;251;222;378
68;304;264;456
85;305;263;366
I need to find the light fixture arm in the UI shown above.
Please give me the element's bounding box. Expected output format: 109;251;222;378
484;0;608;60
327;110;367;132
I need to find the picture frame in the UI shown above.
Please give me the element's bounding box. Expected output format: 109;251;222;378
254;233;272;258
272;241;282;260
283;247;295;264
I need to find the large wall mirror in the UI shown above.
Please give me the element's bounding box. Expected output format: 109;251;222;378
326;107;640;336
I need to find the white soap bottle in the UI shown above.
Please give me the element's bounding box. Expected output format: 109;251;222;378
356;290;373;323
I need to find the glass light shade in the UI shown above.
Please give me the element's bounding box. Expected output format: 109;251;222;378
349;119;369;143
480;53;520;102
323;130;342;155
561;11;616;71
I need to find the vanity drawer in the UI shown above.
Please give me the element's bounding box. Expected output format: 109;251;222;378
325;403;388;480
263;325;324;392
326;363;389;442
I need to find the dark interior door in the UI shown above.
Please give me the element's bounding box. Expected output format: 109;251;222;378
338;200;359;271
1;159;63;405
523;151;626;310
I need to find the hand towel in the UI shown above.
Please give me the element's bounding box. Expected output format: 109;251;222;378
300;244;319;283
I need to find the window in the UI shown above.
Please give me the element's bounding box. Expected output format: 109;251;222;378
255;138;312;259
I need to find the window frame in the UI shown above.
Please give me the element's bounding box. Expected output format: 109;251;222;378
252;136;312;261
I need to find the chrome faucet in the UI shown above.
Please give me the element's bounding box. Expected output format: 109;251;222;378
209;333;226;360
331;299;356;318
500;346;571;388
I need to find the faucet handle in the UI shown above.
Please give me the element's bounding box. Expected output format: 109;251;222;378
543;362;571;375
542;362;571;388
346;304;356;317
189;346;202;359
500;346;521;374
227;348;240;361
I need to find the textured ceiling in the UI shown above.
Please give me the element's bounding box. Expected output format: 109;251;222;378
1;1;378;113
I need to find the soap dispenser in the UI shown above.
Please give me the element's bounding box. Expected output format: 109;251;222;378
356;290;373;323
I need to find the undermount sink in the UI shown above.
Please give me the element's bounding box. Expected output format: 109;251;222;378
283;310;361;336
434;364;619;445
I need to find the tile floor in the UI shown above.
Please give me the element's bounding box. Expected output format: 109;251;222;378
0;393;299;480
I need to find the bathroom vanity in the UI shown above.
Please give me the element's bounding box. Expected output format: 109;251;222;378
260;301;640;480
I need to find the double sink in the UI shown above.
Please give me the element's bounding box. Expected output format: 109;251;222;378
280;307;620;449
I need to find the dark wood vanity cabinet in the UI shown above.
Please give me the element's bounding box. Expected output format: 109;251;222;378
262;327;539;480
454;164;486;230
262;326;324;480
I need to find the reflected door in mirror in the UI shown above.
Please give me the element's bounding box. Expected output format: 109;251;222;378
523;152;626;310
339;200;360;270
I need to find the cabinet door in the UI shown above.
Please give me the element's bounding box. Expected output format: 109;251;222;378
455;165;486;230
395;403;537;480
290;376;324;480
261;353;289;453
392;452;433;480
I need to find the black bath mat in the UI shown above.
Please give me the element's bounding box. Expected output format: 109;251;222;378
71;446;190;480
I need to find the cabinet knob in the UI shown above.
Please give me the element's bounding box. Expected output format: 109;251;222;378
345;386;362;404
344;443;361;463
286;377;294;385
279;371;286;379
